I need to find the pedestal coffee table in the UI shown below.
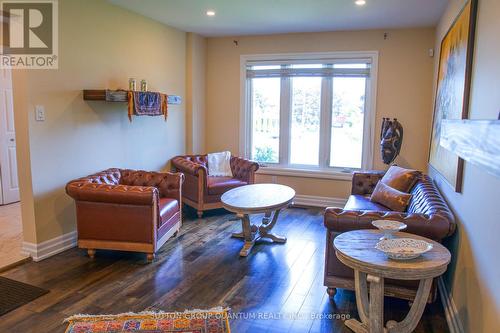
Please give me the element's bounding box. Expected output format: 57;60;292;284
221;183;295;257
334;230;451;333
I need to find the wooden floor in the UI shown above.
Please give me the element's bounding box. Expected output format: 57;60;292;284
0;202;29;272
0;207;449;332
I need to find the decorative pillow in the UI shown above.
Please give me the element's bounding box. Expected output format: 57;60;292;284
370;182;412;212
380;165;420;193
207;151;233;177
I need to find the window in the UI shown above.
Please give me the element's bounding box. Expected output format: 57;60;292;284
241;52;377;174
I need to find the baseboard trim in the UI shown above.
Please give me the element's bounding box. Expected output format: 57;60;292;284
438;276;464;333
293;195;347;208
21;231;78;262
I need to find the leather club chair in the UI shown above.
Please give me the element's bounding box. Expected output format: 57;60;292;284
66;168;184;262
324;171;456;302
171;154;259;218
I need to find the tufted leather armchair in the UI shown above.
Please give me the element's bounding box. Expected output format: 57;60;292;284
171;154;259;218
324;171;455;302
66;168;184;262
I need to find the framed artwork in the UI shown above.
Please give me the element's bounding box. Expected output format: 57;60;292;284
429;0;478;192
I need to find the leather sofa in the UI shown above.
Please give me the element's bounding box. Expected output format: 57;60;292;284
66;168;184;262
324;170;455;302
171;154;259;218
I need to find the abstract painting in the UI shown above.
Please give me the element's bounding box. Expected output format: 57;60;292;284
429;0;477;192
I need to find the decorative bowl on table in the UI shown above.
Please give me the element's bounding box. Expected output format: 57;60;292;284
375;238;433;260
371;220;407;240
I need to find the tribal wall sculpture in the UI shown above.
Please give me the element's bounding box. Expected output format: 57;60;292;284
380;118;404;165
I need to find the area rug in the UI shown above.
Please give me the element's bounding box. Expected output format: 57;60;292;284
0;276;49;316
64;308;231;333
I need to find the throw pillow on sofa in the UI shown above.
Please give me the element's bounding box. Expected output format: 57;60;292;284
380;165;420;192
370;182;412;212
207;151;233;177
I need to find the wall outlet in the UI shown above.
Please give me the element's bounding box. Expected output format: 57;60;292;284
35;105;45;121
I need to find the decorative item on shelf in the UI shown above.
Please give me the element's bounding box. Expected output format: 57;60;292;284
380;118;403;165
371;220;407;240
429;0;478;192
129;78;137;91
127;90;168;122
375;238;433;260
140;79;148;92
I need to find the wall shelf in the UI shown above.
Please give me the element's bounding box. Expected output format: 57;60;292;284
440;119;500;178
83;89;182;105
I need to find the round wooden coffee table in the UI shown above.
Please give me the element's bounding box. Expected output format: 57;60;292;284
221;184;295;257
334;230;451;333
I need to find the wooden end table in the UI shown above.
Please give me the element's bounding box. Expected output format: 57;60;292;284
334;230;451;333
221;184;295;257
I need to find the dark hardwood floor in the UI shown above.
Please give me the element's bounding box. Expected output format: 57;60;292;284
0;207;449;332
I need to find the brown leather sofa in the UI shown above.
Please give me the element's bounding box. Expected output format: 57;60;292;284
324;171;455;302
171;154;259;218
66;168;184;262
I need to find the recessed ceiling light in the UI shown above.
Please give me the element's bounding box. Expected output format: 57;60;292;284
355;0;366;5
206;10;215;16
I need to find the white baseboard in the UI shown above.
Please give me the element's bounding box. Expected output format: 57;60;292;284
438;276;464;333
21;231;78;262
293;195;347;208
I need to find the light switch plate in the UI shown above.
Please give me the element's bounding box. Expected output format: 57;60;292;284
35;105;45;121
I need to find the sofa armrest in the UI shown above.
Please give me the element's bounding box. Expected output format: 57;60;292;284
324;208;455;241
171;156;207;178
66;182;158;206
351;171;385;195
230;156;260;183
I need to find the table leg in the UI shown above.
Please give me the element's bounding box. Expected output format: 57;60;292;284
368;274;384;333
345;270;370;333
258;209;286;243
386;278;433;333
238;214;256;257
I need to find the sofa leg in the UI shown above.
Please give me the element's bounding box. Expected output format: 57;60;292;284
87;249;96;259
197;211;203;218
327;287;337;298
173;230;179;237
146;253;155;263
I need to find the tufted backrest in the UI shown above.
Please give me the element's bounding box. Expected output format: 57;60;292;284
79;168;122;185
407;174;454;221
120;169;183;198
180;155;208;167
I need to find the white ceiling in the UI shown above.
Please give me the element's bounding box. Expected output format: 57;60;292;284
108;0;448;37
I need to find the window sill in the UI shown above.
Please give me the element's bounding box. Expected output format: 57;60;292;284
256;166;353;181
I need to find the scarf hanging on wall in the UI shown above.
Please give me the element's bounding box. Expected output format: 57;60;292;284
127;91;168;122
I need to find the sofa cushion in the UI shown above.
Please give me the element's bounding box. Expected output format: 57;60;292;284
207;177;247;195
344;194;390;211
159;198;179;226
370;182;412;212
380;165;420;192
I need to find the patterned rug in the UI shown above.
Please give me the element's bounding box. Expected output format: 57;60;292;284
64;308;231;333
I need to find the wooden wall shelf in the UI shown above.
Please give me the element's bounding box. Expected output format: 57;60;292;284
83;90;182;105
440;119;500;178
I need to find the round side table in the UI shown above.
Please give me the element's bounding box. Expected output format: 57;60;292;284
334;230;451;333
221;184;295;257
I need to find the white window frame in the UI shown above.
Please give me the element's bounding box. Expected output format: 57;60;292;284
239;51;378;180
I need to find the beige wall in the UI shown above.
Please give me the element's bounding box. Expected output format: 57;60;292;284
431;0;500;331
13;0;186;243
206;28;436;198
186;33;207;154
